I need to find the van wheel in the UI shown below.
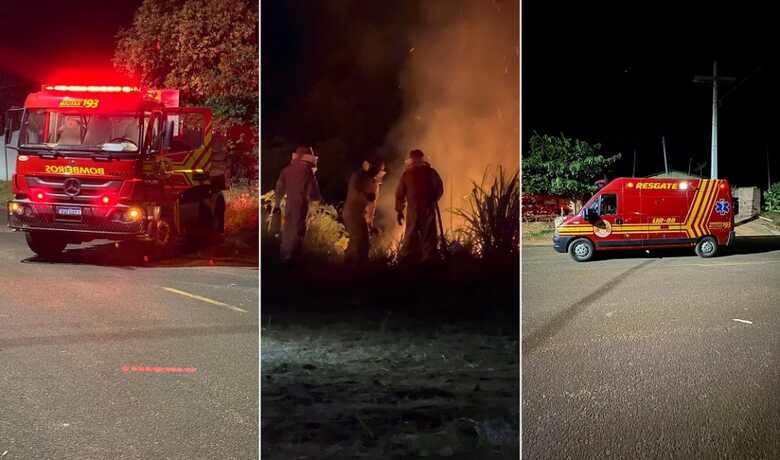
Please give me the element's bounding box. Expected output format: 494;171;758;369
26;232;67;259
569;238;595;262
695;236;718;258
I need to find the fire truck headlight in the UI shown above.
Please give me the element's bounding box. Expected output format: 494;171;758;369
23;205;34;217
9;202;20;214
125;207;143;222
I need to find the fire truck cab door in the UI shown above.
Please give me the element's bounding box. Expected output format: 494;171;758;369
162;108;212;185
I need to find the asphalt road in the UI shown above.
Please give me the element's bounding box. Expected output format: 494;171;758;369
523;238;780;459
0;230;258;459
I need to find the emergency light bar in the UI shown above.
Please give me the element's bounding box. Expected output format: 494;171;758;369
42;85;140;93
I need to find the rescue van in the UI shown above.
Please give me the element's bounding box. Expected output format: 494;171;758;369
553;177;735;261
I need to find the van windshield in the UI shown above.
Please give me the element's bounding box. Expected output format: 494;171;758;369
19;109;142;153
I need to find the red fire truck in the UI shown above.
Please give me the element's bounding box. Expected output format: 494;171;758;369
4;84;227;259
554;177;735;261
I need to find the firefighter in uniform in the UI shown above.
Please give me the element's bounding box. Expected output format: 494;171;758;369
273;146;322;263
343;159;385;270
395;149;444;265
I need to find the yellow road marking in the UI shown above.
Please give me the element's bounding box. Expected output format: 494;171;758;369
162;287;247;313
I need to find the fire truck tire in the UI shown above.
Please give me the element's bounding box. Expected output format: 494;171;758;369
26;232;67;259
695;236;718;258
569;238;595;262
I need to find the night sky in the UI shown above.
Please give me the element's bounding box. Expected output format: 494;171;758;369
523;2;779;189
0;0;142;107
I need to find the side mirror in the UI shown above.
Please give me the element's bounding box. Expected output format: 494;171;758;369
584;208;599;222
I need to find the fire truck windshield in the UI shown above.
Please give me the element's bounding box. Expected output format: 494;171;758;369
20;109;142;154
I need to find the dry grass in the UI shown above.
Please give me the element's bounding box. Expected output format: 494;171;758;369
453;167;519;260
224;185;259;235
522;221;554;241
260;191;349;262
0;180;12;203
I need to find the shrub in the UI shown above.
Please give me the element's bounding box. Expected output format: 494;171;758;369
224;185;259;235
260;191;349;261
764;182;780;212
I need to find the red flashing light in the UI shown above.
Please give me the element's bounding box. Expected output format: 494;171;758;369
35;192;45;201
43;85;140;93
719;183;725;189
101;195;111;205
627;182;634;188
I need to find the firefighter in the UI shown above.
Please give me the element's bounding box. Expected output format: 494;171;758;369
343;159;386;269
395;149;444;265
273;146;322;263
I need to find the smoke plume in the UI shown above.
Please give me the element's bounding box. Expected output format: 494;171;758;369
375;0;519;248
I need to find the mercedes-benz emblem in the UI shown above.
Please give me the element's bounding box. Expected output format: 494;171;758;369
63;178;81;197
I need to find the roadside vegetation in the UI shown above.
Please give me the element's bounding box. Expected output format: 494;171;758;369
0;180;11;203
763;181;780;213
522;221;555;244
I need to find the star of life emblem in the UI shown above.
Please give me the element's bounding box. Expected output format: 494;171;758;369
715;198;730;216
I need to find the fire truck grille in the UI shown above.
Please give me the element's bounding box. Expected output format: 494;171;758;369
25;176;123;203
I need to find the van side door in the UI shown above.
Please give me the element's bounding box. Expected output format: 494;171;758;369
643;185;691;247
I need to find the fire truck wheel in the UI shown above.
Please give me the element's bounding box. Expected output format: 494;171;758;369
151;218;178;260
695;236;718;258
569;238;595;262
26;232;67;259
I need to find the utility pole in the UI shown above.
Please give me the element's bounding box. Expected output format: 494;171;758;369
632;148;637;177
694;61;735;179
768;145;772;189
688;158;693;175
662;136;669;174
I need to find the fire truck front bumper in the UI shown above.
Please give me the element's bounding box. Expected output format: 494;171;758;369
6;200;152;240
553;235;573;253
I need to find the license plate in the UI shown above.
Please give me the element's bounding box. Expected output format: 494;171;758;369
56;207;82;217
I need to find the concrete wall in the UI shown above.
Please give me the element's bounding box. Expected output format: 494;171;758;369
0;131;19;180
733;186;761;222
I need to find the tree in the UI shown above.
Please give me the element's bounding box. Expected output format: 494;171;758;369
522;133;621;199
113;0;258;181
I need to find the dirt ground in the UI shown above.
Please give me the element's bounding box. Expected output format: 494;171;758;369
261;315;519;459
